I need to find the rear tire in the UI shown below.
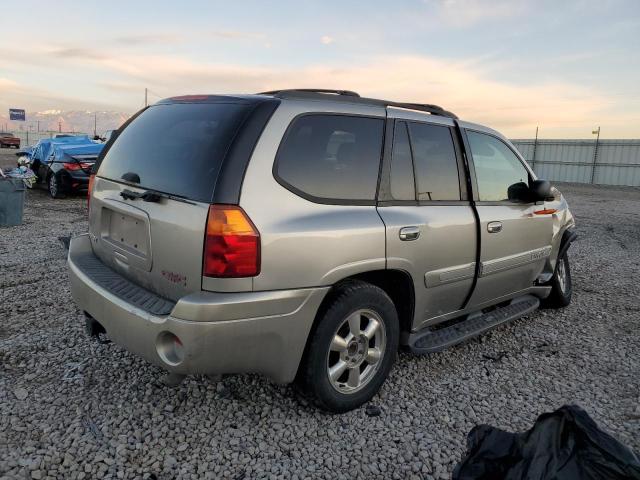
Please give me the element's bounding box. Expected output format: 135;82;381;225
296;281;399;413
542;251;572;308
48;173;66;199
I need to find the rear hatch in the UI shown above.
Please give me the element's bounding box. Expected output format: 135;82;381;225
90;98;270;301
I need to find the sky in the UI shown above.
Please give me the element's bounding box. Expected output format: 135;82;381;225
0;0;639;138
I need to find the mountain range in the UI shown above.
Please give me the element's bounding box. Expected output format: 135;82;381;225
0;110;131;135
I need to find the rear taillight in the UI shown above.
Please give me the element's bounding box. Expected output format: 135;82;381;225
203;205;260;278
87;174;95;210
63;162;92;171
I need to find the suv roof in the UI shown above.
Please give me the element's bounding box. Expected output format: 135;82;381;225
157;89;458;120
257;89;458;119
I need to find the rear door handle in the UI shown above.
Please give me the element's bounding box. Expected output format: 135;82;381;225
487;221;502;233
399;226;420;241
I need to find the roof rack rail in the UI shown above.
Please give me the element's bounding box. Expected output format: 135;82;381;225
386;101;458;119
258;88;361;97
257;89;457;119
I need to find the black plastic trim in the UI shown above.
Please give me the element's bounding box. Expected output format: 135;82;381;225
409;295;540;353
455;122;481;310
376;117;396;201
213;98;281;204
377;200;472;207
259;88;360;97
559;228;577;259
374;114;388;201
74;252;176;316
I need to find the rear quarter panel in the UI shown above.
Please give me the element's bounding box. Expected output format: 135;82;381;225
240;100;388;291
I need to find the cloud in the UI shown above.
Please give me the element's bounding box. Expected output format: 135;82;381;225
50;47;108;60
77;52;623;136
425;0;528;27
1;45;636;138
320;36;334;45
209;30;266;41
114;33;183;46
98;81;146;93
0;76;128;113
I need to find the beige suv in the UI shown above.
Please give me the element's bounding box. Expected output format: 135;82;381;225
68;89;576;412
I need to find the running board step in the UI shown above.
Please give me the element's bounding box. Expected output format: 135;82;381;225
408;295;540;354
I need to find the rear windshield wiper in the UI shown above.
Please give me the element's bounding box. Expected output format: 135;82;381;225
120;188;196;205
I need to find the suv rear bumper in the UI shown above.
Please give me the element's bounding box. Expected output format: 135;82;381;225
68;234;328;384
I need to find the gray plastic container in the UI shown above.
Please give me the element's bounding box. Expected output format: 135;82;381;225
0;177;26;227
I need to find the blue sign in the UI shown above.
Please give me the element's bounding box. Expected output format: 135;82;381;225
9;109;25;121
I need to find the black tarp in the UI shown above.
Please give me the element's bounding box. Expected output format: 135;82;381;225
453;405;640;479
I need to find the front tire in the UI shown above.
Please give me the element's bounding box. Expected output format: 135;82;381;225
542;251;572;308
297;281;399;413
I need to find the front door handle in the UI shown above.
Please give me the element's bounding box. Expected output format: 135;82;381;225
487;221;502;233
399;226;420;241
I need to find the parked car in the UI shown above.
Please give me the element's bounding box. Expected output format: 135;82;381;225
29;135;104;198
0;132;20;148
68;90;576;412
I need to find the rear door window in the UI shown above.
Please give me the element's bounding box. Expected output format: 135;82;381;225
97;102;252;203
275;114;384;202
390;121;415;201
407;122;461;201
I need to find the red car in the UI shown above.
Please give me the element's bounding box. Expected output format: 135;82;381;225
0;132;20;148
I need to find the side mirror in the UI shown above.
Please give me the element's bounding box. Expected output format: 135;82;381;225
530;179;553;201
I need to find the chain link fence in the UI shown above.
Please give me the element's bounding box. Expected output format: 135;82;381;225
11;131;90;148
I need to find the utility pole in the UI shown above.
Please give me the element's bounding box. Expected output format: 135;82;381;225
94;113;97;137
58;121;62;133
145;88;148;107
37;120;40;132
590;126;600;184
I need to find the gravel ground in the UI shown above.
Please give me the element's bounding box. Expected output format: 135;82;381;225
1;182;639;480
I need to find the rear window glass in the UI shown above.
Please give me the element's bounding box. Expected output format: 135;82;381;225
98;103;251;202
275;114;384;202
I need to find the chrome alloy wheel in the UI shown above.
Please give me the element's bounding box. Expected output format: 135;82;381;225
326;309;386;394
49;175;58;197
557;257;567;293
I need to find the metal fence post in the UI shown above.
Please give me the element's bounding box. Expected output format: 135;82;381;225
590;126;600;184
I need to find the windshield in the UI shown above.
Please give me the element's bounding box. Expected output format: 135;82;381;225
97;102;252;203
